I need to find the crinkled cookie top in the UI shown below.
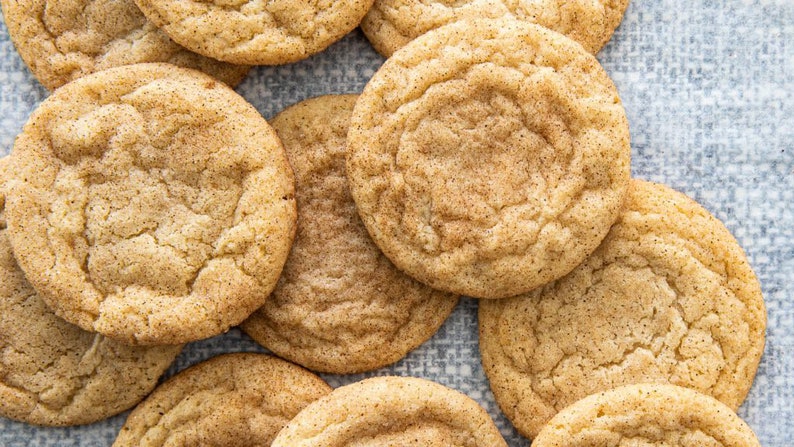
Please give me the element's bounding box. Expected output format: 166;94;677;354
0;156;182;426
361;0;631;56
0;0;249;90
347;18;630;299
133;0;375;65
113;353;331;446
271;376;508;447
4;63;296;345
242;95;458;374
479;179;766;438
532;384;761;447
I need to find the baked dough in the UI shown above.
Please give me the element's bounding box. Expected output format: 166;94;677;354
347;18;630;299
4;63;297;345
479;179;766;438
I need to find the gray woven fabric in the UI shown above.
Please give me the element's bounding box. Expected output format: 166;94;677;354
1;1;792;445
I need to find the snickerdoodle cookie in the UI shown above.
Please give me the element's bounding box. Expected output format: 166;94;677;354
4;63;297;346
133;0;375;65
0;157;182;426
361;0;630;57
271;376;508;446
0;0;250;90
479;179;766;438
347;18;630;299
113;353;331;446
532;384;761;447
241;95;458;374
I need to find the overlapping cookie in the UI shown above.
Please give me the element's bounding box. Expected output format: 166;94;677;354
113;353;331;446
0;157;182;426
4;63;297;345
0;0;250;90
532;384;761;447
479;179;766;438
272;376;508;446
347;17;631;299
133;0;375;65
361;0;631;57
241;95;459;374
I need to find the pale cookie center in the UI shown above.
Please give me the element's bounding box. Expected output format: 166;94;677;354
44;0;147;49
43;0;154;76
143;393;282;446
193;0;320;40
46;97;243;298
340;421;472;446
394;66;583;259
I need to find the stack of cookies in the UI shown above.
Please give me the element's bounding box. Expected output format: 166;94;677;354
0;0;766;446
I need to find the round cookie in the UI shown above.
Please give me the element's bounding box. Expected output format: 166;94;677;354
0;156;182;426
271;376;508;446
4;63;297;346
132;0;375;65
347;18;631;299
532;384;761;447
479;179;766;438
241;95;459;374
0;0;250;91
113;353;332;446
361;0;631;57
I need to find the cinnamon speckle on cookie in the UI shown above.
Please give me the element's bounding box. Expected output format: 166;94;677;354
4;63;297;345
347;18;631;299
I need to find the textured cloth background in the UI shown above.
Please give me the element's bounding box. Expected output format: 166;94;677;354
1;0;792;445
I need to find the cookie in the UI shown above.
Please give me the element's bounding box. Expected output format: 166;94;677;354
4;63;297;346
271;376;508;446
241;95;459;374
361;0;631;57
0;156;182;426
0;0;250;91
113;353;331;446
532;384;761;447
479;179;766;438
132;0;375;65
347;18;631;299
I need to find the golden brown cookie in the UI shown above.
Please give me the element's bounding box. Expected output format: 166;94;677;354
112;353;331;446
241;95;459;374
479;179;766;439
0;0;250;91
532;384;761;447
347;18;631;299
132;0;375;65
0;156;182;426
361;0;631;57
271;376;508;446
4;63;297;346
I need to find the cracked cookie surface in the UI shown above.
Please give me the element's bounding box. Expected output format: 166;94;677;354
361;0;630;57
113;353;331;446
532;384;761;447
271;376;508;446
132;0;375;65
479;179;766;439
4;63;297;345
0;0;250;90
241;95;459;374
0;156;181;426
347;18;630;299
